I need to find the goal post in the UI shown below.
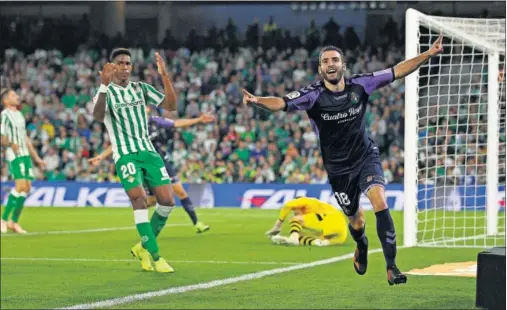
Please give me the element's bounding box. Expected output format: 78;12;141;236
404;8;506;248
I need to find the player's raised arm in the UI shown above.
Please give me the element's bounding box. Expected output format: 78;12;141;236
352;36;442;95
155;52;178;111
93;63;115;122
393;34;444;80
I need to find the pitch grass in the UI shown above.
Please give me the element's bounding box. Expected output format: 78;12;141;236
0;207;492;309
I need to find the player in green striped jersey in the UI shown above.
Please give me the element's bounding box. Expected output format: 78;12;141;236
92;48;178;273
1;88;45;234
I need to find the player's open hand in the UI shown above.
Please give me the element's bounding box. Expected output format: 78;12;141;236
428;34;444;57
199;113;215;123
36;158;46;169
242;89;259;105
87;155;103;167
99;63;116;86
155;52;169;77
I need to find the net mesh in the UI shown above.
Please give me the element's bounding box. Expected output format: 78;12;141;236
414;16;506;247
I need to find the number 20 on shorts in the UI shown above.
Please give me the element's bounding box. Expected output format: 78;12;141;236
121;163;137;178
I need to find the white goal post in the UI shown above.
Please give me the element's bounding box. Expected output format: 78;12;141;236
404;9;506;247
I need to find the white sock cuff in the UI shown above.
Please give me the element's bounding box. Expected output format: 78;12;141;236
11;190;21;197
134;209;149;224
19;192;27;197
156;204;174;217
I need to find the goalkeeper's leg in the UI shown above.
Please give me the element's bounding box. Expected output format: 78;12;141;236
271;233;330;246
270;216;316;246
287;218;303;245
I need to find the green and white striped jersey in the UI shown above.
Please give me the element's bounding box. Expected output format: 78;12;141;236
0;109;29;161
93;81;165;163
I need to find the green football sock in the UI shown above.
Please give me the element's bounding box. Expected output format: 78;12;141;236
2;190;20;221
11;193;27;223
150;204;174;238
134;209;160;261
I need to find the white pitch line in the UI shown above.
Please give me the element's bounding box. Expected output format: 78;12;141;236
0;257;300;265
0;224;188;237
60;247;401;309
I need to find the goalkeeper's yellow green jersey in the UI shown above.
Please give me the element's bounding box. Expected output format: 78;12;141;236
278;197;340;222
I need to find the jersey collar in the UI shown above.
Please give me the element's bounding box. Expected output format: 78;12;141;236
111;81;132;90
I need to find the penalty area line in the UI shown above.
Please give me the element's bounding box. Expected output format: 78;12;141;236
60;247;405;309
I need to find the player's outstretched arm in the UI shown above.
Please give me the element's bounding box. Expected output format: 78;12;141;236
88;145;113;166
93;63;115;122
174;113;215;128
393;34;444;80
150;114;214;129
25;136;45;169
155;52;178;112
242;89;286;112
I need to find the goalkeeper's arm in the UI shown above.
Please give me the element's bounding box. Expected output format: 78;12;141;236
265;199;307;236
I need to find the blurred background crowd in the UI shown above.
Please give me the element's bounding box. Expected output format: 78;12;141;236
0;10;504;186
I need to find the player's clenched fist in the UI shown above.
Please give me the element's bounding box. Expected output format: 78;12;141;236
242;89;259;105
428;34;444;57
99;63;116;85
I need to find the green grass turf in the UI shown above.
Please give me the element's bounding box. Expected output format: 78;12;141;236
0;207;500;309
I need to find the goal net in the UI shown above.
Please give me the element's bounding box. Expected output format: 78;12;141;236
404;9;506;248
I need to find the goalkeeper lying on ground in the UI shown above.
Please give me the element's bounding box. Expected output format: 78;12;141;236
265;196;348;246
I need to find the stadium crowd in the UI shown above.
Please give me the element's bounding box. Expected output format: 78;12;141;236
2;15;500;186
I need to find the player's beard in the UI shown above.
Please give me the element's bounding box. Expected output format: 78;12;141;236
323;68;343;85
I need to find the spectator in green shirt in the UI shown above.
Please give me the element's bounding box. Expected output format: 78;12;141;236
234;140;250;163
61;87;77;109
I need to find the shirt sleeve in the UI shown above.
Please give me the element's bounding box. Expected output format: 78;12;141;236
140;82;165;106
351;68;395;95
150;116;175;129
1;113;13;140
282;84;321;112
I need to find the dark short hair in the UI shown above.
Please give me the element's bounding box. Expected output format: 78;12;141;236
110;48;131;62
318;45;345;64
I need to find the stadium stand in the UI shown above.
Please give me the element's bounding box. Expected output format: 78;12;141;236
0;15;445;185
